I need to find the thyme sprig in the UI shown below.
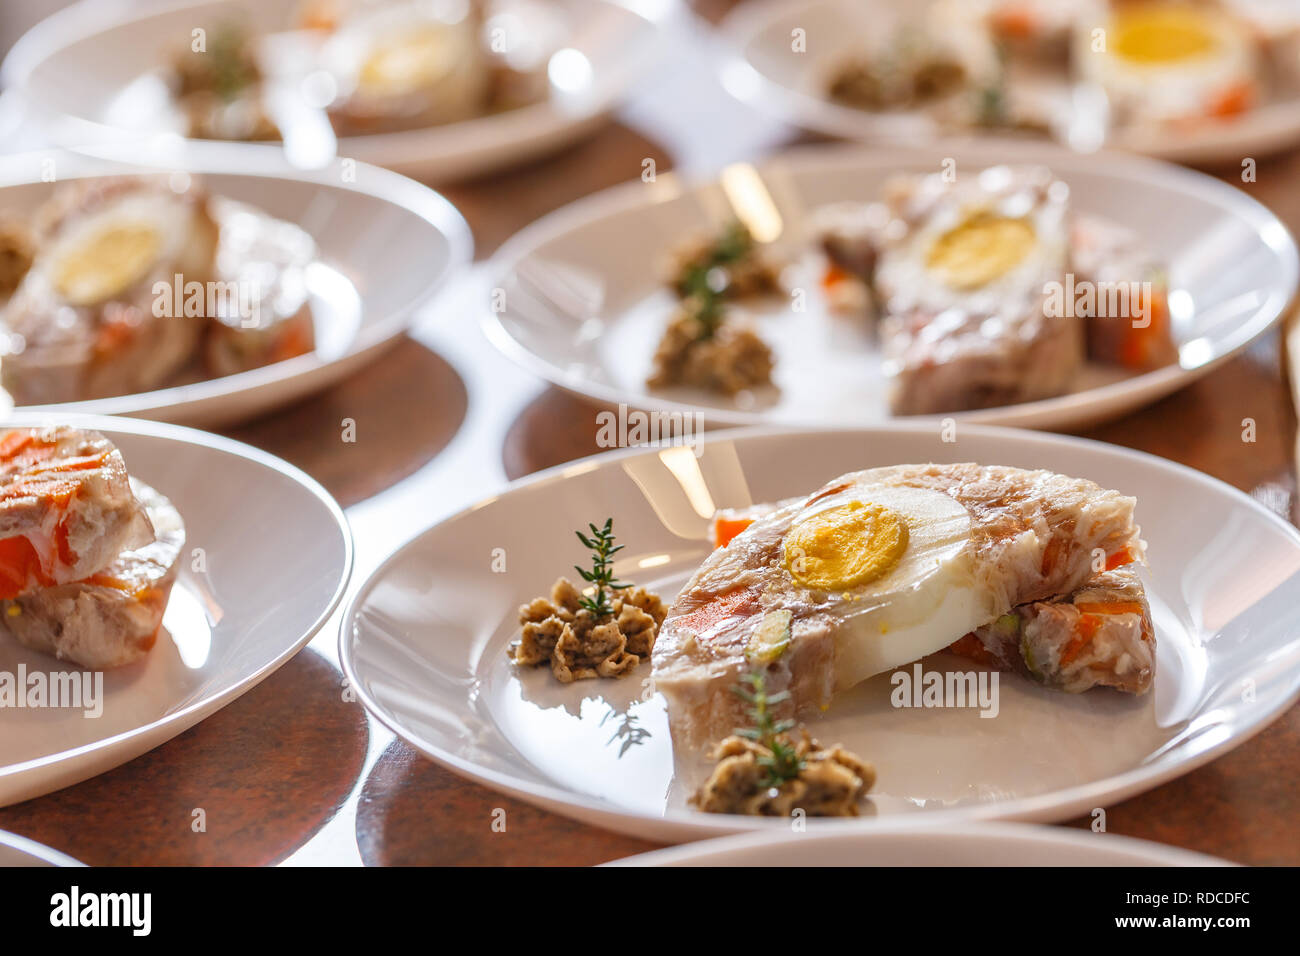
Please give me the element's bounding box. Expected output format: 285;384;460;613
574;518;630;619
208;26;260;101
734;670;805;788
676;222;757;339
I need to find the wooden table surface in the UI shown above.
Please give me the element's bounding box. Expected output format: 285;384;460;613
1;2;1298;866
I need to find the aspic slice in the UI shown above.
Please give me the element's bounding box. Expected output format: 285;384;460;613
950;564;1154;694
0;427;153;599
1;478;184;670
653;463;1144;752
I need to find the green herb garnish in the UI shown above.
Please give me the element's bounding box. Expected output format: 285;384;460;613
734;669;805;788
207;26;259;101
976;84;1006;128
682;290;726;339
711;221;757;264
574;518;630;619
674;222;759;339
975;42;1010;129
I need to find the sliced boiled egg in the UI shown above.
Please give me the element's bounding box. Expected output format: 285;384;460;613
924;212;1038;290
1112;6;1218;63
357;25;461;97
875;165;1071;321
777;483;996;690
52;223;161;307
323;0;483;112
1078;1;1259;124
43;190;207;307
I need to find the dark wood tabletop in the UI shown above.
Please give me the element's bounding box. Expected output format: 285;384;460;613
0;2;1297;867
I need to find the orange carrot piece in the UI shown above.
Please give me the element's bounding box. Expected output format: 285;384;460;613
947;632;1000;667
1117;285;1170;369
0;535;54;599
1040;537;1065;576
990;5;1037;39
821;264;853;289
0;431;36;460
1072;601;1146;617
1060;613;1103;666
1207;80;1254;119
1105;546;1137;571
712;516;755;548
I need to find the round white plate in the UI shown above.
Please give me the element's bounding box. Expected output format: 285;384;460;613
483;141;1297;431
718;0;1300;165
607;822;1232;866
0;412;352;808
0;143;471;427
341;424;1300;842
2;0;667;181
0;830;83;867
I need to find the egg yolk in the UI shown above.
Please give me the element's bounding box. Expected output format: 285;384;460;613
1112;8;1216;64
925;214;1035;290
53;223;161;306
360;28;453;95
784;500;909;591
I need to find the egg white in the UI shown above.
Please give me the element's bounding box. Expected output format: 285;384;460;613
779;483;1000;690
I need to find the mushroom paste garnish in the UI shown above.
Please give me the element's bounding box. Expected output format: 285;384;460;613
510;518;666;682
691;668;876;816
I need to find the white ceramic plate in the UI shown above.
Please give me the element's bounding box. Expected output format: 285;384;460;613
2;0;666;181
0;413;352;807
341;424;1300;842
0;144;471;427
718;0;1300;165
0;830;83;867
483;141;1297;430
608;822;1232;866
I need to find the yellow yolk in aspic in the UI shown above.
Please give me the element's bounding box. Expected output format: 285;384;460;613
925;214;1035;290
53;223;161;306
360;28;453;95
1112;8;1216;65
784;500;909;591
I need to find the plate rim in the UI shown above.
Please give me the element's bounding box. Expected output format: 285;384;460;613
0;142;473;421
602;820;1236;866
0;829;85;867
480;139;1299;430
0;411;354;792
339;421;1300;841
715;0;1300;164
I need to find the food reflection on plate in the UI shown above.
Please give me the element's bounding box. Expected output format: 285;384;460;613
0;174;319;406
508;461;1154;817
168;0;565;143
651;163;1176;415
822;0;1300;142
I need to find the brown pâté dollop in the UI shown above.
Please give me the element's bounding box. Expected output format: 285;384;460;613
690;731;876;817
647;307;775;396
668;233;781;303
510;577;667;683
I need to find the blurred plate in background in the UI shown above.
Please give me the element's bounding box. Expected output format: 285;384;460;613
0;143;470;426
484;141;1297;430
719;0;1300;165
3;0;668;180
